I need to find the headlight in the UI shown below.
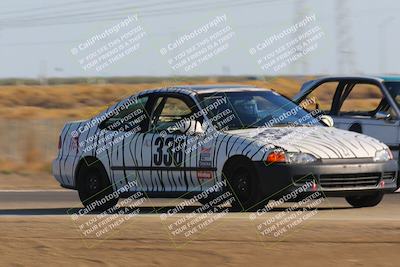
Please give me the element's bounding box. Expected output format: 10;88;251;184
286;152;318;164
266;151;317;164
373;149;393;162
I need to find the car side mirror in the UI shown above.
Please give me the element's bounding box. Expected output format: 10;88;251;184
320;115;334;127
176;120;204;135
375;111;391;120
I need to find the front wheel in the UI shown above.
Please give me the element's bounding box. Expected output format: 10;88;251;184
223;159;267;211
345;192;384;208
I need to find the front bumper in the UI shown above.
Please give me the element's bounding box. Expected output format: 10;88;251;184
253;159;398;199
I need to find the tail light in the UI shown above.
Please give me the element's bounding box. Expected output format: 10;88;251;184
58;135;62;150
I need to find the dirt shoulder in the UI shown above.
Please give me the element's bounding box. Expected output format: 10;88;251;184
0;173;60;190
0;216;399;266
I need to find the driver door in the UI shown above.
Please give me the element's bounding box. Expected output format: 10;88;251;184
142;94;211;192
332;82;400;158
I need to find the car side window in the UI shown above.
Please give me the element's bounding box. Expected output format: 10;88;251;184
101;96;149;132
150;96;194;132
299;81;338;113
338;83;384;116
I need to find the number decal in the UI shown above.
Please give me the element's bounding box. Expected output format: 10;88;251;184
154;137;163;165
174;139;183;166
153;136;184;166
164;137;174;166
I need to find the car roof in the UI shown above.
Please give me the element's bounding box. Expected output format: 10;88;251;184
302;75;400;87
139;84;271;96
297;75;384;94
293;75;400;102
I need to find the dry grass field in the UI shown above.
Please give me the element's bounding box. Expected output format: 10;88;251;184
0;77;305;120
0;76;305;181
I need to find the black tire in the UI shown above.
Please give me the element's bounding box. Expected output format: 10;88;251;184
77;162;119;212
345;192;384;208
223;159;267;212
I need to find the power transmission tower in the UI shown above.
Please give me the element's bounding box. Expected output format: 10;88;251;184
336;0;355;74
379;17;394;74
293;0;308;75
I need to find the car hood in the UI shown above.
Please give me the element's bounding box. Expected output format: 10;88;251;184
226;126;387;159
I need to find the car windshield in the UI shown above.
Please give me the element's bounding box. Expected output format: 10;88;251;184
198;91;322;130
384;81;400;107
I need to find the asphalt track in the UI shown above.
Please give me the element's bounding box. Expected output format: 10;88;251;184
0;190;399;266
0;189;399;216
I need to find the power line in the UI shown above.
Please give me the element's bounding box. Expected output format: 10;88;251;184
0;0;232;26
0;0;187;21
0;0;102;16
0;0;283;28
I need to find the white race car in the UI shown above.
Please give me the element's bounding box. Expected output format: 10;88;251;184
53;85;398;211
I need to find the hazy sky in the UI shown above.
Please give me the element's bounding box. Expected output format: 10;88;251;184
0;0;399;78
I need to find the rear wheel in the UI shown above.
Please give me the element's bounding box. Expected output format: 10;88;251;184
345;192;384;208
77;162;119;212
223;159;267;211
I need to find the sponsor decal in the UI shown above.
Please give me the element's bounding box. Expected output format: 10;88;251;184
199;160;212;168
200;146;212;161
200;153;211;161
197;171;213;180
200;147;211;153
